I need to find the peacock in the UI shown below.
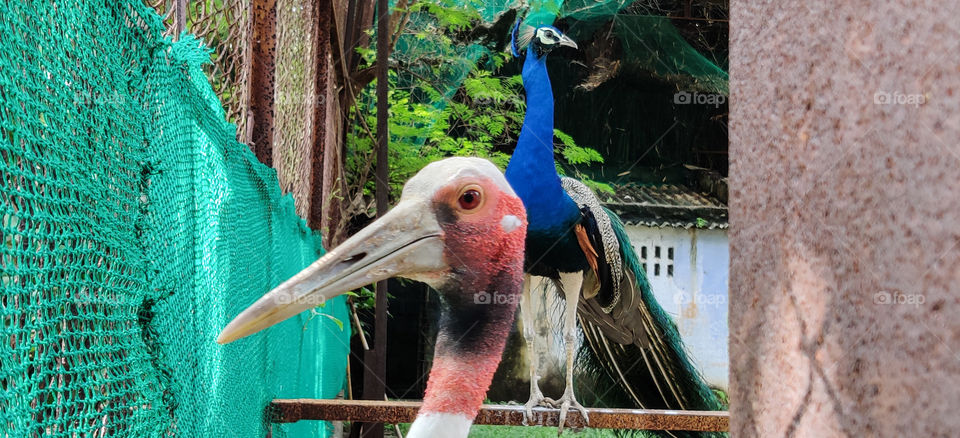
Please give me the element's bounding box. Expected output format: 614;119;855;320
504;20;724;436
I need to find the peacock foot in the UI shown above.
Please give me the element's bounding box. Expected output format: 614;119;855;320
523;386;550;426
544;387;589;433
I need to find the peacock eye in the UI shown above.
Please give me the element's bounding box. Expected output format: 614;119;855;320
458;189;482;210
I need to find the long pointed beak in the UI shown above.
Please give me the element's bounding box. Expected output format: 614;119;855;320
559;34;578;49
217;200;446;344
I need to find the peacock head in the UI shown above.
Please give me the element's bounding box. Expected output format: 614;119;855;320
511;22;578;59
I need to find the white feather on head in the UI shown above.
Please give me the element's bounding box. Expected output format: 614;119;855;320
515;24;536;53
508;22;537;56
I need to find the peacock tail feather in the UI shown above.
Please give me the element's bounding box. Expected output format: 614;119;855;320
567;182;724;437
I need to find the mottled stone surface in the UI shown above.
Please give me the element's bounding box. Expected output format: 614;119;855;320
729;1;960;436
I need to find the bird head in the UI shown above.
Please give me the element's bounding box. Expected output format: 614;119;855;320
218;157;526;437
511;21;578;59
216;156;527;346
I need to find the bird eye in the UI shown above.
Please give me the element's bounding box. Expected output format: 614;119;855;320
458;189;482;210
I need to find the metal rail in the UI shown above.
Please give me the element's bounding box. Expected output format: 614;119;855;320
269;399;729;432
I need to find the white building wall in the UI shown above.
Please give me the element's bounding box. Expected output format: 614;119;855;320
623;225;729;390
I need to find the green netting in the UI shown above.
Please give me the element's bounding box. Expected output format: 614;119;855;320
392;0;728;86
562;0;634;20
393;21;492;103
378;0;726;154
610;14;727;94
0;1;349;437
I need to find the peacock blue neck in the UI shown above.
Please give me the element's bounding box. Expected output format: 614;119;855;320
505;45;579;235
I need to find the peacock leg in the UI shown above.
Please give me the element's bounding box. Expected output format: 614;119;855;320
520;274;547;425
548;271;589;432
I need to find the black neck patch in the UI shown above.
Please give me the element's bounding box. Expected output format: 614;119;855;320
434;269;517;354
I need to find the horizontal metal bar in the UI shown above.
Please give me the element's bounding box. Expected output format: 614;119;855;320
269;399;729;432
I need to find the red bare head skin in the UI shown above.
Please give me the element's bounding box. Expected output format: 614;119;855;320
431;175;527;297
217;157;525;433
418;173;527;419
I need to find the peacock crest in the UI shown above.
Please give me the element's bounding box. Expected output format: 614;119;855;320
509;19;537;57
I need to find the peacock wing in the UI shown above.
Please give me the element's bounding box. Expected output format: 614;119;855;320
561;177;722;416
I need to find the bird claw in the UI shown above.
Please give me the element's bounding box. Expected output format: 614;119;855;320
552;389;589;434
523;390;549;426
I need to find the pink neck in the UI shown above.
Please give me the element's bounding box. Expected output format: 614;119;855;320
417;190;527;422
420;307;517;418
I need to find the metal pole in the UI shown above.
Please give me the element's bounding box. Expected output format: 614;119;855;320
270;399;731;431
308;0;334;233
173;0;188;38
246;0;277;165
360;0;390;436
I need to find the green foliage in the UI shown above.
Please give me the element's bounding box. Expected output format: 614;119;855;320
306;309;345;332
412;0;478;31
555;130;612;195
352;287;377;310
712;387;729;409
343;0;609;213
555;129;601;165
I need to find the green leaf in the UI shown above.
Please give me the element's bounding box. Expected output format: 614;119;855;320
325;314;345;331
561;145;604;165
554;129;577;148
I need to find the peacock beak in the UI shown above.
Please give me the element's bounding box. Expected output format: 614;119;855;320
558;34;578;49
216;199;446;344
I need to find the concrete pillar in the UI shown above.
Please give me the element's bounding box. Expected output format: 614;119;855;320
730;1;960;436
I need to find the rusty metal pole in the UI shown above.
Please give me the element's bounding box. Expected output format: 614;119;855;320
271;399;730;431
308;0;335;232
246;0;277;166
360;0;389;437
173;0;187;38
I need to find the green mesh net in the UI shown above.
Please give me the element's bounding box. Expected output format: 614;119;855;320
0;1;349;437
374;0;726;155
603;14;727;94
524;0;729;92
397;0;727;85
